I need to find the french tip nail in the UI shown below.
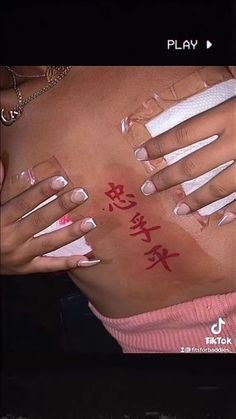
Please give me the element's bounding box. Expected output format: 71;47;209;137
81;217;97;232
51;176;68;190
173;203;191;216
140;180;156;196
218;212;236;226
76;188;89;201
173;206;179;215
84;217;97;227
78;259;101;267
134;147;148;161
71;188;89;203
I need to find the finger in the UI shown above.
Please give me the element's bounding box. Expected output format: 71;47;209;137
2;175;69;225
134;98;233;161
218;201;236;226
31;255;101;273
18;186;89;239
173;163;236;215
29;217;96;257
148;135;233;193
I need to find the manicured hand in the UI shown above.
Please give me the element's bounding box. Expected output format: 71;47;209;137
0;160;100;274
134;97;236;226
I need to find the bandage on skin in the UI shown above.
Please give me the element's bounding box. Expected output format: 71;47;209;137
1;66;235;318
1;156;92;257
121;66;236;228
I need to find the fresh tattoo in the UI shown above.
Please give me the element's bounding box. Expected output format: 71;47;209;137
104;181;180;272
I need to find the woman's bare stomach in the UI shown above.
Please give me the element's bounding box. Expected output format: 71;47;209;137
1;67;235;317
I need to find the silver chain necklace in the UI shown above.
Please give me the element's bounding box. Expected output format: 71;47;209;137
1;66;72;126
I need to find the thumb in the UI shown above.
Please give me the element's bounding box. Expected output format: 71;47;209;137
0;160;4;189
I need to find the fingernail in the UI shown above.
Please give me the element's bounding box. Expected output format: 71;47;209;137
134;147;148;161
141;180;156;196
51;176;68;190
174;203;191;215
218;212;236;226
71;188;88;203
80;217;97;232
78;259;101;267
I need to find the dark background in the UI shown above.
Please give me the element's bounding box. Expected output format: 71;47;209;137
1;0;235;64
1;272;235;417
1;272;121;355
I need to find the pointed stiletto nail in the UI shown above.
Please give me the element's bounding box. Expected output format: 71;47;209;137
51;176;68;190
78;259;101;267
80;217;97;232
134;147;148;161
71;188;89;203
218;212;236;226
174;203;191;215
141;180;156;195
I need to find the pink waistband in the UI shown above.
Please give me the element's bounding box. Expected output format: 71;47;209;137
89;292;236;353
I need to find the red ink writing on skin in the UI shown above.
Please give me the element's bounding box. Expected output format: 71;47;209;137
105;182;137;212
129;212;160;243
104;181;180;273
144;245;180;272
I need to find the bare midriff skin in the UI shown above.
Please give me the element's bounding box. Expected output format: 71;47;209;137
1;67;235;318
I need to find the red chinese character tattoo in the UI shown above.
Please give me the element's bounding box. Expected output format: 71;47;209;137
129;212;160;242
105;182;137;212
144;245;180;272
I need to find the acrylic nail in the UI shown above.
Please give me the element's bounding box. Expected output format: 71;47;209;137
174;203;191;216
141;180;156;196
218;212;236;226
71;188;88;203
78;259;101;267
80;217;97;232
134;147;148;161
51;176;68;190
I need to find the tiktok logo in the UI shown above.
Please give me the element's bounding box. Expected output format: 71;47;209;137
210;317;226;335
205;317;231;345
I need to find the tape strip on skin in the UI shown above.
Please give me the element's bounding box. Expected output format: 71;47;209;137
3;156;92;257
122;66;233;135
121;67;236;218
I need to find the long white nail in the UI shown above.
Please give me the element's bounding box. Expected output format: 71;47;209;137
141;180;156;195
78;259;101;267
51;176;68;190
71;188;88;203
134;147;148;161
218;212;236;226
174;203;191;216
80;217;97;232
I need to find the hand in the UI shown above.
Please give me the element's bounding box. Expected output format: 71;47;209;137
0;160;100;275
134;97;236;226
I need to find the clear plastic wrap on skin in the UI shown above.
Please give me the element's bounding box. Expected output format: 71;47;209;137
1;156;92;257
121;66;236;227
